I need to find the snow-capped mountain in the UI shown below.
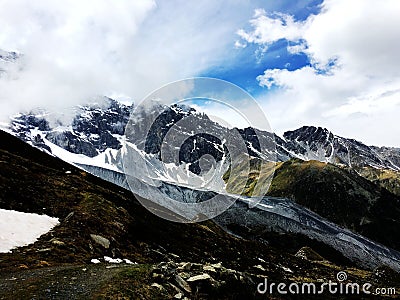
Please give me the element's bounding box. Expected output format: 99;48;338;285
7;98;129;170
6;99;400;173
280;126;400;170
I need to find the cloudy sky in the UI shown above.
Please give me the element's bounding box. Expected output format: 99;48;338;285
0;0;399;146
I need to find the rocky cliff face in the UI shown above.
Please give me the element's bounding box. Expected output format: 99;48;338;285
282;126;400;170
9;97;129;158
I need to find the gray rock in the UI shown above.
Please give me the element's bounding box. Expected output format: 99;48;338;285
174;274;191;294
151;283;165;291
152;272;164;282
90;234;110;249
210;262;222;269
177;262;191;271
174;292;183;299
203;265;217;273
46;131;98;157
187;273;212;282
50;238;65;246
178;272;190;280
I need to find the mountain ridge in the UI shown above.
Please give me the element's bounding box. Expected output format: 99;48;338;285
7;100;400;173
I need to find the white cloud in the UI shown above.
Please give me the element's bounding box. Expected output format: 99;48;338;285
0;0;257;121
0;0;156;119
237;9;306;46
190;97;272;134
287;42;307;54
239;0;400;146
2;0;399;147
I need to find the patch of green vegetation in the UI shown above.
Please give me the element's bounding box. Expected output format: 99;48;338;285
96;264;165;300
119;264;152;280
223;154;277;196
355;166;400;196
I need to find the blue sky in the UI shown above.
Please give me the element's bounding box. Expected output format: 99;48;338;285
201;40;311;97
201;0;322;96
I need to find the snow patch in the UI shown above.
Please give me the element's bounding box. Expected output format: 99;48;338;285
123;258;136;264
90;257;136;264
91;259;101;264
0;209;59;253
104;256;123;263
40;134;120;172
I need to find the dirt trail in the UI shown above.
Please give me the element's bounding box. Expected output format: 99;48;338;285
0;263;132;300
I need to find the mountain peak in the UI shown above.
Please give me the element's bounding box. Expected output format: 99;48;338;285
283;126;333;143
0;49;19;62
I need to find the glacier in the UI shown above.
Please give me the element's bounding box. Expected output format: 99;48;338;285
76;158;400;271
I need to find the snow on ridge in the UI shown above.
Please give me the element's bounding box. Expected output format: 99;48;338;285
0;209;59;253
0;122;12;134
34;129;121;172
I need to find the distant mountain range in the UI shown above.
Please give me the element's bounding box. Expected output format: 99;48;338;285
6;97;400;172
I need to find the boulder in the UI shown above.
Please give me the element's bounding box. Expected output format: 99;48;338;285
151;283;165;292
187;273;212;282
203;265;217;273
90;234;110;249
174;274;192;294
